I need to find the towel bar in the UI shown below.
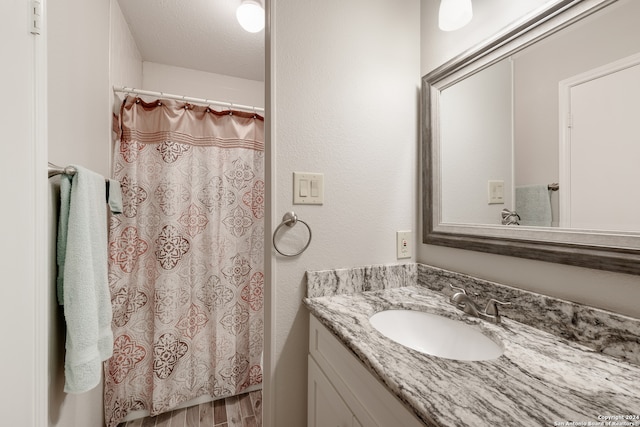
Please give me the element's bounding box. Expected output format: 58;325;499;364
48;162;77;178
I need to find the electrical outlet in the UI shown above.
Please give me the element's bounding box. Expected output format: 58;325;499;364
396;231;411;259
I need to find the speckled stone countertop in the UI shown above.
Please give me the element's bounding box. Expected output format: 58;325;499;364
304;264;640;426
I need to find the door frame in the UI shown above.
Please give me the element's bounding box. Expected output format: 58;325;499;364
35;0;49;424
558;52;640;228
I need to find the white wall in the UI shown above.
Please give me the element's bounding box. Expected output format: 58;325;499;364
440;58;513;224
109;0;143;115
48;0;137;425
48;0;111;176
142;62;264;108
420;0;551;73
110;0;143;90
271;0;420;425
419;0;640;319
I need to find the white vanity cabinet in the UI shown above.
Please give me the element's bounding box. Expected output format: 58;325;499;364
308;357;363;427
308;314;424;427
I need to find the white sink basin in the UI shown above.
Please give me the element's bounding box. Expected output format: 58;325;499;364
369;309;503;361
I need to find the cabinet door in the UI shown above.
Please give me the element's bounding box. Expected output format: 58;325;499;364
308;356;359;427
309;315;424;427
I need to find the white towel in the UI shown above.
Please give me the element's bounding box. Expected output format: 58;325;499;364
515;184;552;227
57;165;113;393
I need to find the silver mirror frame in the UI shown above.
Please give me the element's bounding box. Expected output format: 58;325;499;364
422;0;640;275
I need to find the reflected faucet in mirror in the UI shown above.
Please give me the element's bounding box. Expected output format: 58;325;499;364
501;209;520;226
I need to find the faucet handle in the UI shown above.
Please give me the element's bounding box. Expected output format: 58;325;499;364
449;283;467;295
484;299;511;317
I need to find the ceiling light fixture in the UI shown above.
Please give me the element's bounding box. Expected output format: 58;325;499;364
236;0;265;33
438;0;473;32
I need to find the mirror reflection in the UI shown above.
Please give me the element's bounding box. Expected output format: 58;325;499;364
439;0;640;232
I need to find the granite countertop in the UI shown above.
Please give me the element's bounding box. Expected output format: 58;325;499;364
304;285;640;427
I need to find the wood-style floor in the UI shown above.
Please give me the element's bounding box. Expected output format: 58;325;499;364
119;390;262;427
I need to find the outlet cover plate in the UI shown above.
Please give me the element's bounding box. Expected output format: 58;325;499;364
396;231;412;259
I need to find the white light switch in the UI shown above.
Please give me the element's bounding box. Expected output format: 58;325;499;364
293;172;324;205
299;179;309;197
310;180;319;197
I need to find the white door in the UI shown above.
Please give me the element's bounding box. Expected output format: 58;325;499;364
560;55;640;231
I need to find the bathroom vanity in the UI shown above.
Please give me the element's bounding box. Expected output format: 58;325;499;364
304;264;640;426
308;315;424;426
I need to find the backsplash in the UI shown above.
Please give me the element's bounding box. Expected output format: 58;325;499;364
416;264;640;367
306;263;416;298
306;263;640;367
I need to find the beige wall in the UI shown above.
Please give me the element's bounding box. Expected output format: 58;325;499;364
271;0;420;425
418;0;640;319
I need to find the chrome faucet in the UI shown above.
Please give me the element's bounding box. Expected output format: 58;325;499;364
449;284;510;323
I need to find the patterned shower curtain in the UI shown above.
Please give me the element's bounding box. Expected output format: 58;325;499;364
104;96;264;427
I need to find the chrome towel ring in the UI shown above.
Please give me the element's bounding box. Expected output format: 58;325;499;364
272;211;312;257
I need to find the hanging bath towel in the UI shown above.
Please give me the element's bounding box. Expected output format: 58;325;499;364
515;184;552;227
57;165;113;393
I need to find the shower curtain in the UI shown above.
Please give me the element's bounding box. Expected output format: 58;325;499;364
104;96;264;427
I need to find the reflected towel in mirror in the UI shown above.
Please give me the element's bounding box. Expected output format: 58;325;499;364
515;185;552;227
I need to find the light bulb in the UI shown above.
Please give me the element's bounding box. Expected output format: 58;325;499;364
438;0;473;32
236;0;265;33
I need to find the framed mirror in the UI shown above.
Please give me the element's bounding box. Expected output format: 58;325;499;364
422;0;640;274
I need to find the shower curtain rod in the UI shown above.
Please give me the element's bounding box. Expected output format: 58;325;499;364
113;86;265;114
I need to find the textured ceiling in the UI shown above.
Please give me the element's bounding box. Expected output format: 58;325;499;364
118;0;265;82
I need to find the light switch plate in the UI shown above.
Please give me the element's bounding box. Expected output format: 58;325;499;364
293;172;324;205
488;180;505;204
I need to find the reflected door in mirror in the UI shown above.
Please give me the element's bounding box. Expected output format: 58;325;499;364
562;59;640;232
